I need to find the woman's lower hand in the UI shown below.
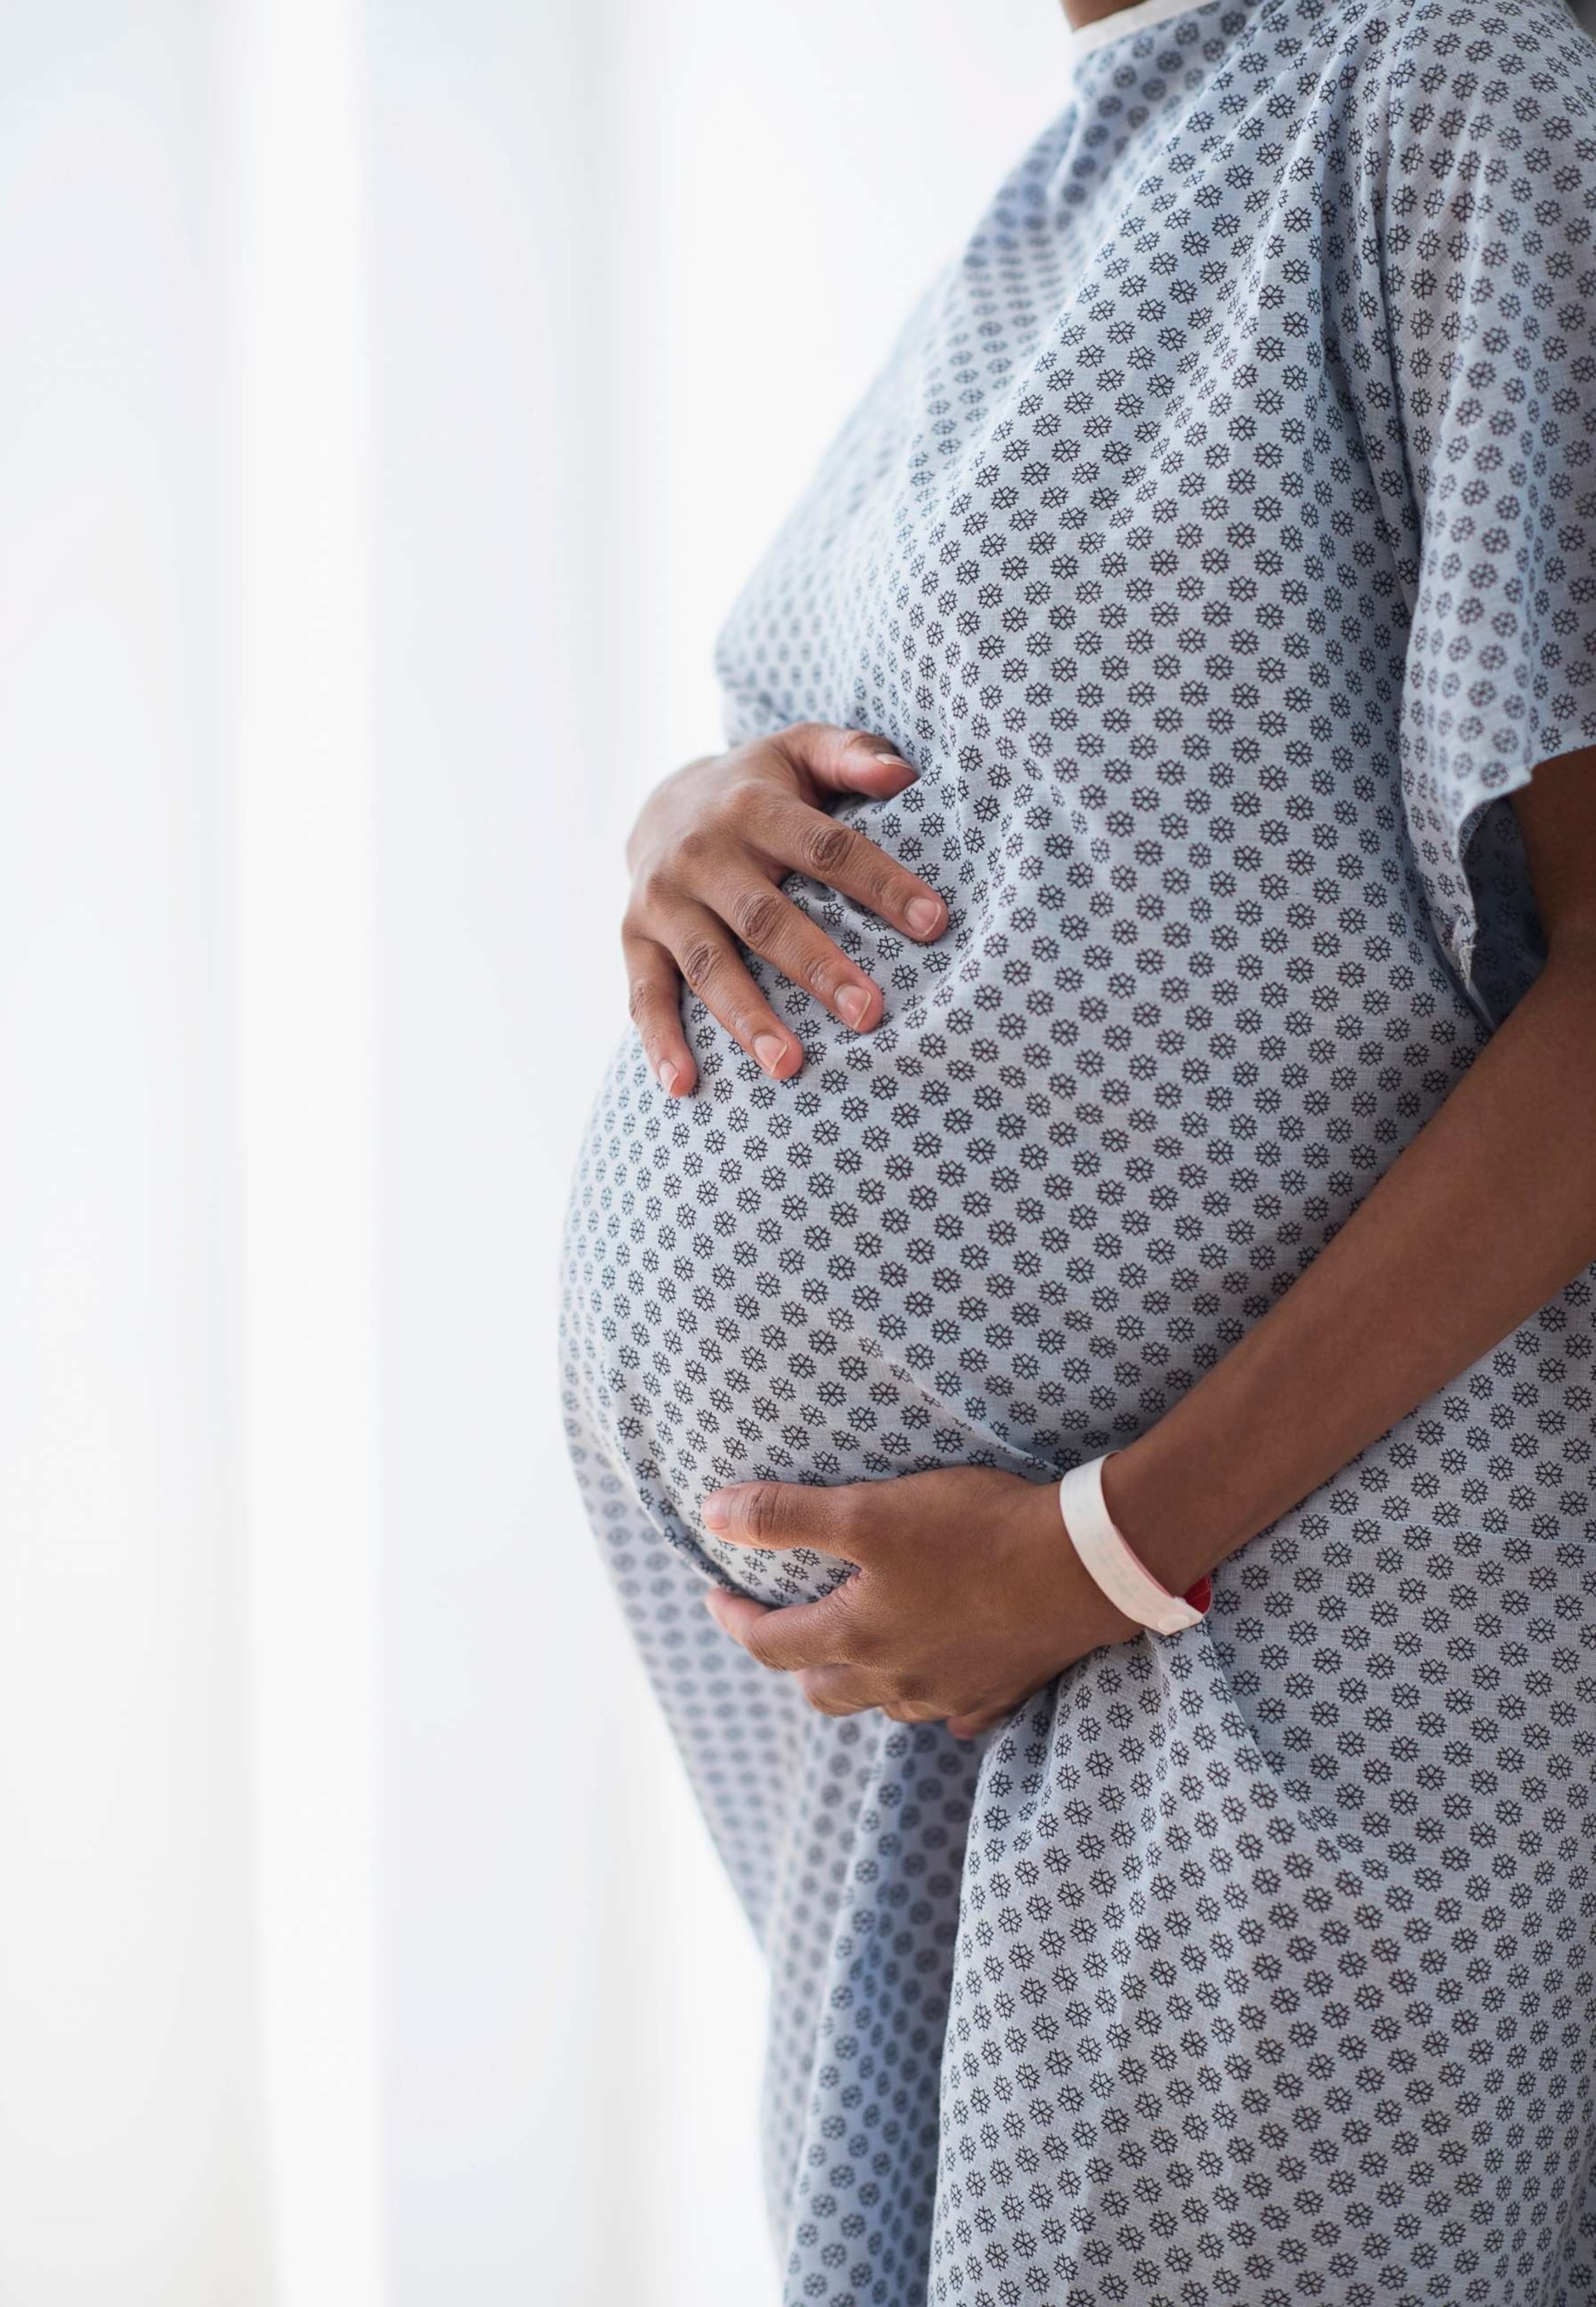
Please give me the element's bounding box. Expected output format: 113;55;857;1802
623;721;949;1097
699;1464;1144;1741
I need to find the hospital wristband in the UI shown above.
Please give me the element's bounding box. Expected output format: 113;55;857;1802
1058;1452;1212;1634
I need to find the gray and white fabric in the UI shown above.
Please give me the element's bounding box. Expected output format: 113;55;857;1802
560;0;1596;2296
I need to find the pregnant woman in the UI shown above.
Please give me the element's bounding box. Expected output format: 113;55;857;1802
560;0;1596;2295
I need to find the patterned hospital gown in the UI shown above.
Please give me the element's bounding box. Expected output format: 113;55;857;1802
559;0;1596;2294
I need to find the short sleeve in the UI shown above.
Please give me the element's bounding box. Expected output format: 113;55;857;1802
1371;0;1596;1024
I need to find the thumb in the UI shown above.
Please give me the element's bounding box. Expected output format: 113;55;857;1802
782;722;919;801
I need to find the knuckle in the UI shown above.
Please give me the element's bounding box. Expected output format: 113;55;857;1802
633;864;674;915
670;824;721;878
801;950;840;999
678;937;722;993
843;1613;884;1667
720;770;771;817
801;820;856;879
741;1483;777;1538
732;888;786;948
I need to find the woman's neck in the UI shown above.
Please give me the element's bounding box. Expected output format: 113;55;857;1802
1061;0;1151;28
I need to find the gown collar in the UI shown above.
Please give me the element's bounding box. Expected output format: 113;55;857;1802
1068;0;1218;62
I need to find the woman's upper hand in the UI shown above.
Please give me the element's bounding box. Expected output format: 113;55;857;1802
622;721;949;1096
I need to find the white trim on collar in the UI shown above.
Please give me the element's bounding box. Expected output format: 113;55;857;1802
1068;0;1209;61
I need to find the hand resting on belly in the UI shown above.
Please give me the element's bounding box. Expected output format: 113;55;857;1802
701;1463;1142;1742
621;719;949;1096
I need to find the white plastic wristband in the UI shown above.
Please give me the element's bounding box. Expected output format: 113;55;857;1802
1057;1452;1211;1635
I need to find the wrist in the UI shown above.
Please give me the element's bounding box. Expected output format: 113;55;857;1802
1098;1423;1255;1599
1021;1476;1142;1650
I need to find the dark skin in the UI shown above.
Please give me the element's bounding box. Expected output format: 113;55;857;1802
623;723;942;1093
1064;0;1161;26
623;724;1596;1739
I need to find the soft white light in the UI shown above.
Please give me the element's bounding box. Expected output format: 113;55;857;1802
234;0;385;2296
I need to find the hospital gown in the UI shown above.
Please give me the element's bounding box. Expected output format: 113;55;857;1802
559;0;1596;2294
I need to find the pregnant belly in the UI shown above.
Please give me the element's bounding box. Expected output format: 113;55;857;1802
558;1020;1065;1609
559;847;1450;1611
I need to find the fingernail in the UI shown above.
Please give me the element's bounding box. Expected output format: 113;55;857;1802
702;1491;731;1530
836;984;871;1030
656;1057;680;1094
905;897;943;936
754;1033;787;1075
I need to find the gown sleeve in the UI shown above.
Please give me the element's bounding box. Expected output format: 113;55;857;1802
1359;1;1596;1025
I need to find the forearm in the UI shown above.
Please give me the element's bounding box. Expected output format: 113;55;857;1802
1106;937;1596;1594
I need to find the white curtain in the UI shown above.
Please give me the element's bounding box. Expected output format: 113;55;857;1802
0;2;1112;2302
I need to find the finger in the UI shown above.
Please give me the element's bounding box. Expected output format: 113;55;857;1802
662;901;803;1080
701;1479;871;1561
623;931;698;1096
881;1696;949;1726
701;1588;773;1651
795;1663;879;1718
777;722;920;802
702;1586;857;1673
716;877;884;1032
759;795;947;942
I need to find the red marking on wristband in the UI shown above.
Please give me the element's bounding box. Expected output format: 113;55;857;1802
1183;1573;1212;1615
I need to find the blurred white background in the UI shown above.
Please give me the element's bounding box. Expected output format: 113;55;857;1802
32;0;1596;2299
0;1;1062;2297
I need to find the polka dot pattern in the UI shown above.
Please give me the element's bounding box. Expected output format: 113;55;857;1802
561;0;1596;2295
